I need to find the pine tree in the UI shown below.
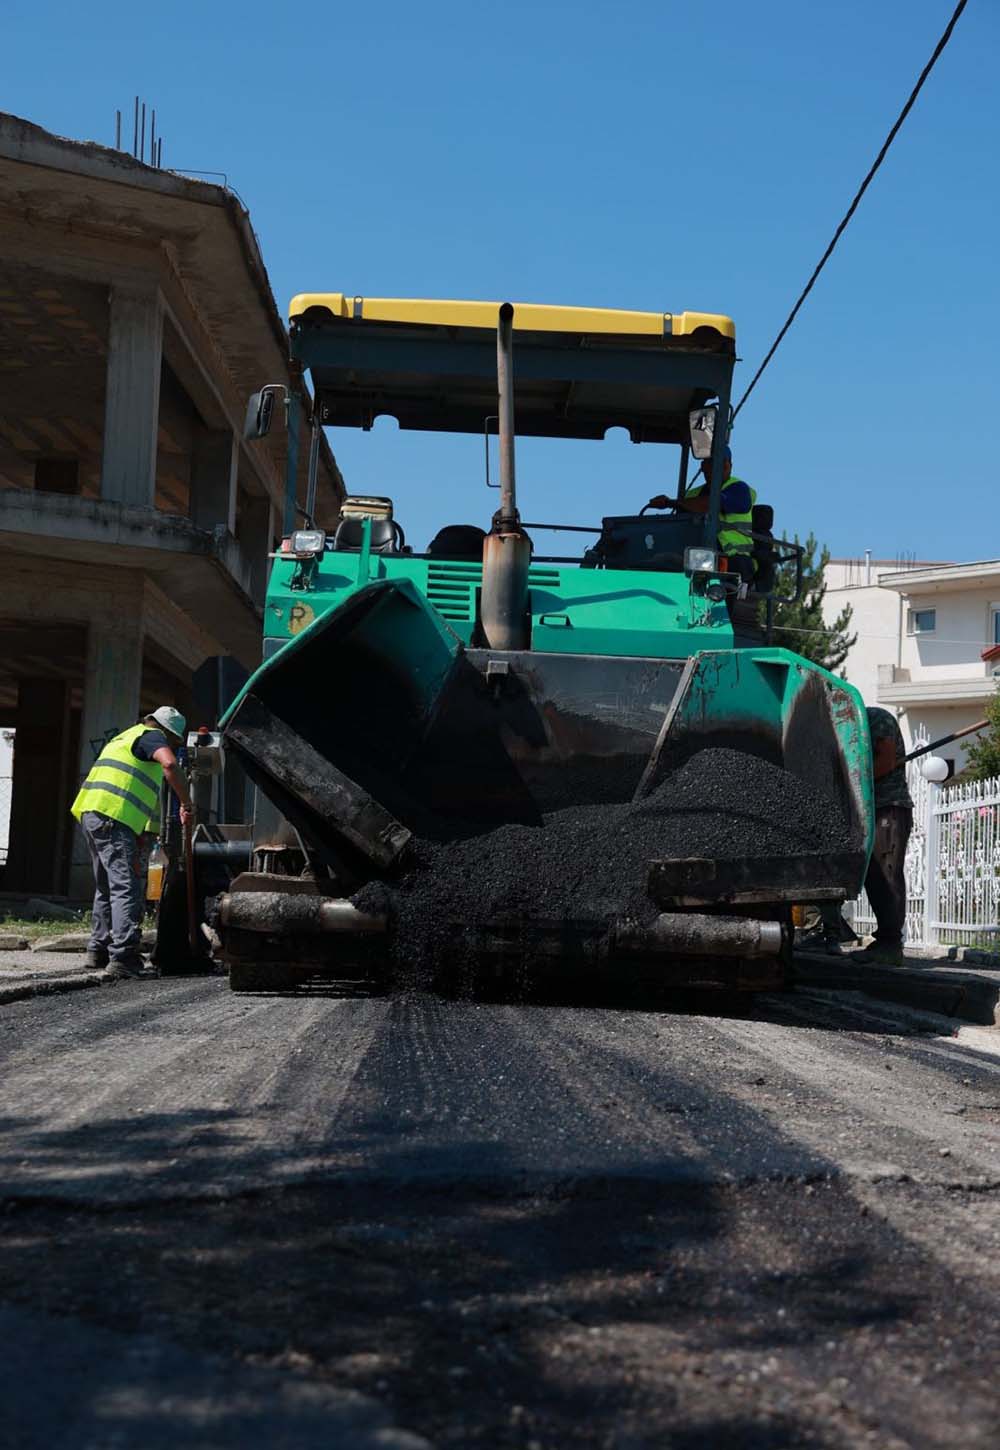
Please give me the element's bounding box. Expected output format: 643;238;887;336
964;685;1000;782
762;533;856;674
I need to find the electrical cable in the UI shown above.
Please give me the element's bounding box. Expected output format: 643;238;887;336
732;0;969;421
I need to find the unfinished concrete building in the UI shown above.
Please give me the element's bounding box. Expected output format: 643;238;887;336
0;113;343;898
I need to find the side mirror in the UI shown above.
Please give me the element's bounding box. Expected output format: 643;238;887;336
689;405;717;460
244;388;276;441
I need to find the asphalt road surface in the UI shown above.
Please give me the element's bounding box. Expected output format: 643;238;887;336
1;975;999;1448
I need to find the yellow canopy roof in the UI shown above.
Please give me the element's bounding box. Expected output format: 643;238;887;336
289;293;735;343
287;293;736;443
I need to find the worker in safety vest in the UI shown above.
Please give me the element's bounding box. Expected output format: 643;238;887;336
71;707;193;977
809;707;914;962
647;446;757;585
851;707;914;967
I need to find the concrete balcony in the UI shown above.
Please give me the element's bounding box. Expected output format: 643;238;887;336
877;661;1000;708
0;487;264;668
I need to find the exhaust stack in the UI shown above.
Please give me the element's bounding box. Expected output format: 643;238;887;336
480;303;531;650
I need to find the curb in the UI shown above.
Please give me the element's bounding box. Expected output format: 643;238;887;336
794;953;1000;1027
899;944;1000;968
946;945;1000;969
0;970;110;1007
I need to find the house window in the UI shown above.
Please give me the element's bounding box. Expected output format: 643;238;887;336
993;607;1000;646
907;608;936;635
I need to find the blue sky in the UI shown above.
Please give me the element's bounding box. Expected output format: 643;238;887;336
5;0;996;562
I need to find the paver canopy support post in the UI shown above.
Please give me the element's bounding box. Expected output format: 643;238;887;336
283;390;302;538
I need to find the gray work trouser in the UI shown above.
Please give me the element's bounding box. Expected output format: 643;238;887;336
865;805;913;948
81;811;146;966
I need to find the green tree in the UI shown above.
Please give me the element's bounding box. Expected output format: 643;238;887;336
963;684;1000;782
762;533;856;674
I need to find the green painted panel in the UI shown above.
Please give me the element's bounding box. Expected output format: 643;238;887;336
263;551;733;661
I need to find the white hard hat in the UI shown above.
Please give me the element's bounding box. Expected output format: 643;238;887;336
150;705;186;741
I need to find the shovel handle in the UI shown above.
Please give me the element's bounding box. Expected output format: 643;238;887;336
183;819;198;955
876;718;990;780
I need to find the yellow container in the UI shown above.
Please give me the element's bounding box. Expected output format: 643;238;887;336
790;904;807;929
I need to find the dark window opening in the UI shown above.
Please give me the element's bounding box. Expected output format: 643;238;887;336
34;458;80;496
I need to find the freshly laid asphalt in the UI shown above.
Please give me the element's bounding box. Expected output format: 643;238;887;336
1;975;999;1447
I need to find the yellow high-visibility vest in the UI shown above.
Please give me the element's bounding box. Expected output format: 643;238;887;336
686;475;757;556
71;724;163;836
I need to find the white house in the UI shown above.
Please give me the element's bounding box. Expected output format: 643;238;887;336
822;556;1000;775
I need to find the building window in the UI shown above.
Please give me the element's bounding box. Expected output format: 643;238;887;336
993;607;1000;646
907;608;936;635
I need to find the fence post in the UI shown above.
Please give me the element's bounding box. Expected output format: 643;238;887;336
923;780;941;950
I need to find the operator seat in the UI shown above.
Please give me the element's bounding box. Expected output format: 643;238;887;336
332;517;400;552
426;524;486;561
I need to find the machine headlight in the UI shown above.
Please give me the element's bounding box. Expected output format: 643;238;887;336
287;529;326;557
684;546;719;574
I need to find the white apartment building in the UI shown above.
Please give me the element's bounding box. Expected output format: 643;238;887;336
823;556;1000;775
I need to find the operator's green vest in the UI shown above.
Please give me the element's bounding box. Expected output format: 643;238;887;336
71;724;163;835
687;475;757;557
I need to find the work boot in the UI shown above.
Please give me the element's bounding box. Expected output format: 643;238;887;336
84;949;109;970
850;941;904;968
105;956;147;980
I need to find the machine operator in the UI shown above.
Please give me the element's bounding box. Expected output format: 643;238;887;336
71;706;193;978
647;446;757;585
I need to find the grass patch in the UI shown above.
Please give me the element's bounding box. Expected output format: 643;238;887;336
0;914;89;943
939;931;1000;954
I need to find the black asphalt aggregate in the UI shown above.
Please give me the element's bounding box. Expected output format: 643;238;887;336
359;747;853;971
1;979;1000;1446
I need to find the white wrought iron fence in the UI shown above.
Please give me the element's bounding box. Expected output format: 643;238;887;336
848;730;1000;949
933;775;1000;946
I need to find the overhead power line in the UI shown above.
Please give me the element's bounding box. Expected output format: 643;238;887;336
732;0;969;421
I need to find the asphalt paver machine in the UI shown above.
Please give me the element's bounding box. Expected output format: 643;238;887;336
157;295;874;992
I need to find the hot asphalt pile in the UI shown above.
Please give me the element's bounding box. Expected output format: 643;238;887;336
355;747;853;974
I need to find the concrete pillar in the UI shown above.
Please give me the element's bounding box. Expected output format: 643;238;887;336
100;283;164;508
190;427;238;533
68;616;144;897
193;655;250;822
240;494;273;607
4;680;75;896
